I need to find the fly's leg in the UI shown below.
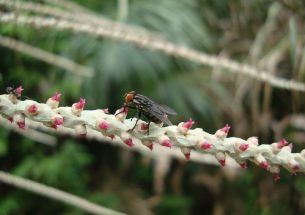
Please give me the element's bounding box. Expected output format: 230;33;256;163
115;105;135;116
131;111;138;121
130;111;141;131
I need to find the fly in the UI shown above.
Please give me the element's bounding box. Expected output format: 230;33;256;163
118;91;176;134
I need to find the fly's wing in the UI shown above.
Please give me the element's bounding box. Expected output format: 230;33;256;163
147;102;175;125
159;104;177;115
135;94;176;125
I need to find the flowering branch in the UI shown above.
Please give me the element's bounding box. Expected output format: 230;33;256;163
0;35;93;77
1;87;305;181
0;11;305;92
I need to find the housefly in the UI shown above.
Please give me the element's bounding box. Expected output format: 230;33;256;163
119;91;176;134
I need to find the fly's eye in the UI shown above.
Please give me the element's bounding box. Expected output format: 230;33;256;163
125;93;134;103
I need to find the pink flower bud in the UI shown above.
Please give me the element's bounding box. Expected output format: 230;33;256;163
239;162;247;169
27;104;38;115
216;152;226;167
71;98;85;116
161;139;172;148
124;138;134;147
288;159;300;173
120;132;134;147
199;141;212;150
140;123;149;130
52;92;61;101
47;92;61;109
136;123;149;134
51;114;64;129
14;114;25;129
115;106;128;122
272;173;280;181
269;166;280;181
239;143;249;152
15;86;24;97
254;154;269;170
17;121;25;129
277;139;288;149
183;118;194;130
98;121;110;130
143;140;153;150
75;98;85;109
215;124;230;140
259;161;270;169
181;147;191;161
157;135;172;148
108;134;115;140
8;117;13;123
178;118;195;134
184;153;190;161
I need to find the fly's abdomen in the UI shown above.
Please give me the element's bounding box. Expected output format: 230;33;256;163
142;110;162;124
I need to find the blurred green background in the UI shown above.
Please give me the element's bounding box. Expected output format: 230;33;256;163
1;0;305;214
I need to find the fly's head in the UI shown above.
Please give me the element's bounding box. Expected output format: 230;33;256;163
124;91;136;106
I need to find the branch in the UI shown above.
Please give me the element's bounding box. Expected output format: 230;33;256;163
0;170;126;215
0;35;93;77
0;12;305;92
1;87;304;181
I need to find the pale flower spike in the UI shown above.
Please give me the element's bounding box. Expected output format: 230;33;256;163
0;88;305;181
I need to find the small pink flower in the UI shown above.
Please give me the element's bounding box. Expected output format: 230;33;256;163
216;152;226;167
239;143;249;152
124;138;134;147
288;159;300;173
72;98;86;116
181;147;191;161
239;162;247;169
51;115;64;129
15;86;24;97
259;161;269;169
162;139;172;148
215;124;231;140
182;118;194;130
115;106;128;122
140;123;149;130
221;124;230;134
98;121;109;130
184;153;191;161
272;173;280;181
219;159;226;167
200;141;212;150
74;98;85;109
52;92;61;102
277;139;288;149
47;92;61;109
147;144;153;150
14;114;25;129
108;134;115;140
8;117;13;123
17;121;25;129
27;104;38;114
143;140;153;150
